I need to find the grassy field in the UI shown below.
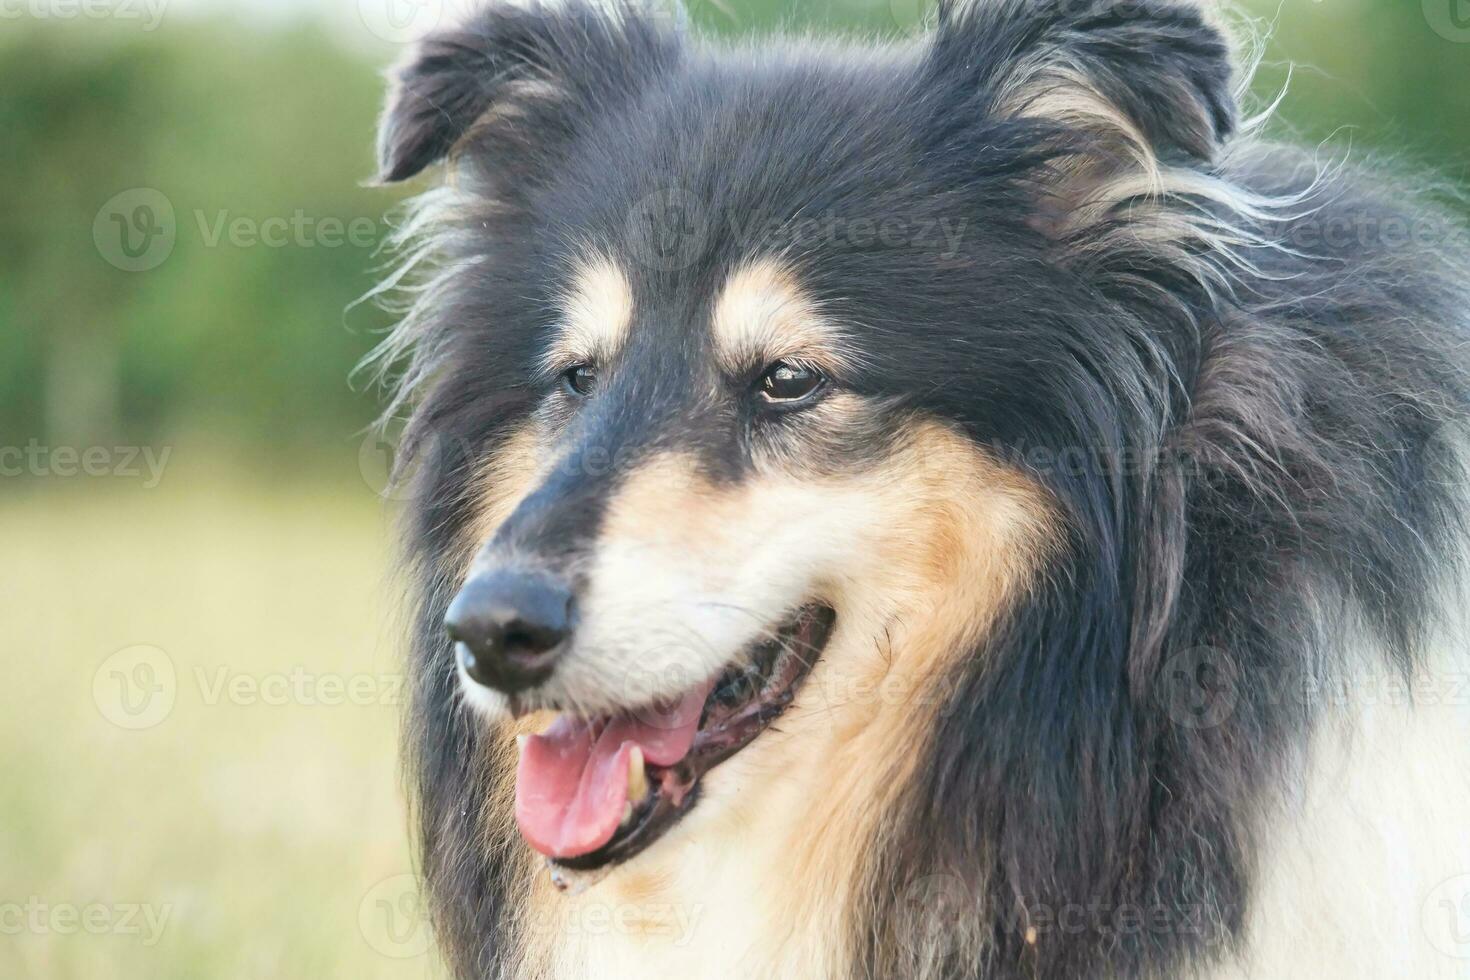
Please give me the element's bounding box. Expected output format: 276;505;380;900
0;454;448;980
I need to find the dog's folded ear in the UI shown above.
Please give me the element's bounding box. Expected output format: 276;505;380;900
375;2;682;185
926;0;1237;227
930;0;1236;161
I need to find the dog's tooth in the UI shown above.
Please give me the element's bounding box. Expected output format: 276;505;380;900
627;746;648;802
515;734;529;757
621;802;634;827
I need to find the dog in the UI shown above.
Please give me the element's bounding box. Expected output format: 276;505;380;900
367;1;1470;977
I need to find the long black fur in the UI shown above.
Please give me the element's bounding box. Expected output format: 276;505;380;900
369;2;1470;977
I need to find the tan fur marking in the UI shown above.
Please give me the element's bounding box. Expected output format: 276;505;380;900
461;424;546;578
711;259;857;375
455;79;570;157
1005;63;1162;190
548;256;635;372
762;427;1057;975
611;866;679;908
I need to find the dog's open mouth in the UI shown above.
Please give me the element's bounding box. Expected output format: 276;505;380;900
513;604;835;877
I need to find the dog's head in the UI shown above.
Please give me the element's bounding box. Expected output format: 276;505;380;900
375;0;1240;960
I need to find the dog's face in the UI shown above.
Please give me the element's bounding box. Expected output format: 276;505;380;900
449;248;1054;870
376;0;1237;930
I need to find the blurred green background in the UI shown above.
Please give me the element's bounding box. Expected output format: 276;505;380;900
1;1;1465;977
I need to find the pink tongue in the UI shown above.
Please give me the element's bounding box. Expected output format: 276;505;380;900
515;685;710;859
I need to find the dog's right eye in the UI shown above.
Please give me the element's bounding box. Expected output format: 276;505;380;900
757;360;826;408
563;364;599;397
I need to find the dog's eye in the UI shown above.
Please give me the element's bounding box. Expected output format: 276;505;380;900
563;364;599;397
757;361;826;407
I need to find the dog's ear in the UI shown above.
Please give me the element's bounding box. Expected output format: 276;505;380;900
926;0;1237;225
376;2;682;184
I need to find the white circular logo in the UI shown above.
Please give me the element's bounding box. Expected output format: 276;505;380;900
625;188;712;272
897;873;972;947
618;644;718;733
889;0;928;31
359;873;431;958
1159;646;1239;730
359;426;477;503
1425;0;1470;42
358;427;407;502
359;0;445;45
1423;874;1470;959
93;645;177;730
94;189;176;273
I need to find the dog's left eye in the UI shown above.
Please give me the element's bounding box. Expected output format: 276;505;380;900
757;361;826;407
563;364;599;397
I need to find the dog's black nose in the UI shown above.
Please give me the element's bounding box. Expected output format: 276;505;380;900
446;569;574;694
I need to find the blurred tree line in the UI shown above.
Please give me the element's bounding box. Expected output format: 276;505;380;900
2;1;1466;455
1;19;397;454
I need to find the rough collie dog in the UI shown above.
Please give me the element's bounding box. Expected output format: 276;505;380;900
368;1;1470;977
